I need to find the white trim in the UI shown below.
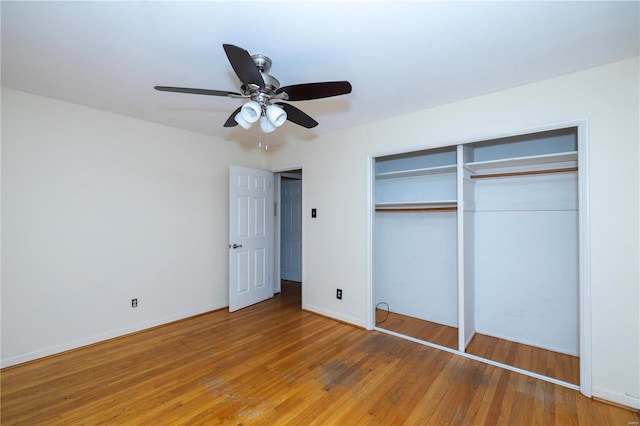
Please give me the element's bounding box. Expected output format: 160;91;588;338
374;327;580;391
366;156;375;330
271;164;305;299
273;173;282;293
300;168;305;307
456;145;466;351
592;386;640;410
0;303;227;368
370;121;585;160
465;330;476;349
304;304;366;329
576;119;592;397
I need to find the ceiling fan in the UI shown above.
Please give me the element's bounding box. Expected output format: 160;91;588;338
155;44;352;133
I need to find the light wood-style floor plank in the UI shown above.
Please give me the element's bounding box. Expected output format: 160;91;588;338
2;281;637;425
376;308;459;350
466;333;580;385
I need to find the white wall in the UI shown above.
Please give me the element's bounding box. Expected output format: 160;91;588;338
266;57;640;408
375;211;458;327
474;173;579;356
1;88;264;366
2;58;637;409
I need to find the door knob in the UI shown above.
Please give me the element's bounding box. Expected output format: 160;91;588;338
232;243;243;249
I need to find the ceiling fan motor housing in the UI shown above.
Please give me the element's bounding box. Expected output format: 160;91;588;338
241;54;282;105
251;54;271;73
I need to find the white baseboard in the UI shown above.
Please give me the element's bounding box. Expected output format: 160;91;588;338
465;330;476;349
1;303;227;368
303;304;366;328
592;386;640;410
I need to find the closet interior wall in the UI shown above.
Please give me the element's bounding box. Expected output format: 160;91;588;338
466;130;579;357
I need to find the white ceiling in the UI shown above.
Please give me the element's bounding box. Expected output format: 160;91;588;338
2;1;639;147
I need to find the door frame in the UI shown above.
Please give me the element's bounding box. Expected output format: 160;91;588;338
367;118;591;397
272;165;304;302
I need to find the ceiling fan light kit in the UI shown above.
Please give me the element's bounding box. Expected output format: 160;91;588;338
154;44;352;148
233;112;252;130
265;104;287;128
260;116;276;134
238;101;261;125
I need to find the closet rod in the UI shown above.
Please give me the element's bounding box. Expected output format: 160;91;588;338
471;167;578;180
375;207;458;212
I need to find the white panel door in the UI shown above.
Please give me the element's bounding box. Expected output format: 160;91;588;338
280;178;302;282
229;166;274;312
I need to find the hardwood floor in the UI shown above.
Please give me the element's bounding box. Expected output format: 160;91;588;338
2;281;637;425
377;309;580;385
376;309;458;350
466;333;580;386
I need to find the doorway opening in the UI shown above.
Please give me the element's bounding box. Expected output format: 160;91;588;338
275;169;303;307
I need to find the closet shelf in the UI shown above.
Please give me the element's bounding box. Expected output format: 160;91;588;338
376;200;457;212
465;151;577;172
376;164;457;180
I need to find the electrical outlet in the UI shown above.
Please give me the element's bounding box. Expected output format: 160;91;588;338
131;298;138;308
336;289;342;300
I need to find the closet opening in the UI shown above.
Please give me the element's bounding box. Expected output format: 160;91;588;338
374;146;459;350
371;122;588;392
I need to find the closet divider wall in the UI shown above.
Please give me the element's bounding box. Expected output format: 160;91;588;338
374;126;580;383
459;144;476;350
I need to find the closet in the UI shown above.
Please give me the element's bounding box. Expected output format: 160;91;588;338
373;127;580;385
374;146;459;349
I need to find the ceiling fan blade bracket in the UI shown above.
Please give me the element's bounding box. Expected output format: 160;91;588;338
271;92;289;101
